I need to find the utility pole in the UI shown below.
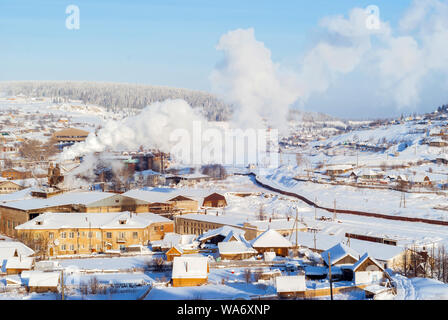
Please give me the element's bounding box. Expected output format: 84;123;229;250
295;207;299;254
311;228;317;250
61;269;64;300
328;252;333;301
404;192;406;208
356;150;359;167
314;197;317;221
333;199;337;220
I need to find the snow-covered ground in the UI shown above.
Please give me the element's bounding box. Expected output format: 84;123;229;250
393;274;448;300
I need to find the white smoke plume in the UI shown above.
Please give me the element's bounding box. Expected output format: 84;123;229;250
210;28;300;132
59;99;208;161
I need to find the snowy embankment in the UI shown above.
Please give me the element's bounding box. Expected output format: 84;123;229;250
393;274;448;300
257;166;448;222
145;283;274;300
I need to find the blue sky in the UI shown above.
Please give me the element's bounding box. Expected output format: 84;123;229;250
2;0;440;118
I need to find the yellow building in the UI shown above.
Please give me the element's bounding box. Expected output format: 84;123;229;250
15;211;173;256
0;181;23;194
0;191;151;237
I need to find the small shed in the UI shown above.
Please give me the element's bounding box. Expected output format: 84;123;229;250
166;245;184;262
5;256;34;275
202;193;227;208
275;275;306;298
27;271;61;293
172;256;209;287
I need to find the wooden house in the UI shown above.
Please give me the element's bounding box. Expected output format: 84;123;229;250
217;230;257;260
5;256;34;274
53;128;89;145
352;253;386;285
172;256;209;287
321;243;360;267
27;271;61;293
250;229;293;257
1;168;32;180
0;181;23;194
166;245;184;262
202;192;227;208
275;275;306;298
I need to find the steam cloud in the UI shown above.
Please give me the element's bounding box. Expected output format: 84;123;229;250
60;99;208;161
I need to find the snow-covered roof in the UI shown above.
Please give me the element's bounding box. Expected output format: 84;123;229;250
0;241;34;258
197;226;245;242
321;243;360;266
352;253;384;272
290;231;404;262
348;239;405;262
15;211;171;230
172;256;208;279
123;189;177;203
124;188;225;204
0;191;118;211
5;256;34;270
0;187;36;203
161;233;196;248
0;248;17;262
218;241;256;254
275;275;306;293
251;229;293;248
248;219;306;231
28;271;60;287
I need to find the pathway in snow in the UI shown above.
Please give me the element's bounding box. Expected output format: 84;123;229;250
393;274;416;300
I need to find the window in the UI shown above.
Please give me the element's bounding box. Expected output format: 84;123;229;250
69;232;74;239
61;232;66;239
106;232;112;239
70;244;74;251
154;226;159;231
160;225;164;231
133;232;138;239
88;232;92;238
61;244;66;250
118;232;126;239
49;232;54;239
96;232;101;238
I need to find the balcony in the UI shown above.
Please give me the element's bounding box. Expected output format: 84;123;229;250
116;238;126;243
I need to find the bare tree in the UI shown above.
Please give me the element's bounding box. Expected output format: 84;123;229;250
244;268;252;284
88;277;100;295
19;139;44;161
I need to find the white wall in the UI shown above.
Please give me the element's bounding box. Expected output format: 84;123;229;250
354;271;384;285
